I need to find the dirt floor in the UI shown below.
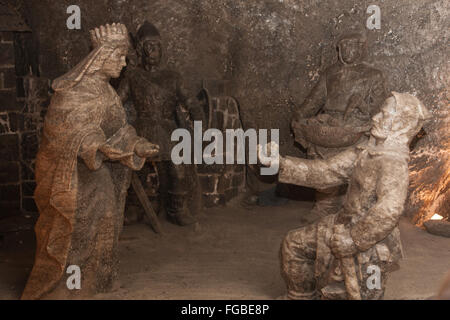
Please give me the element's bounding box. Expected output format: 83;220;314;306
0;198;449;300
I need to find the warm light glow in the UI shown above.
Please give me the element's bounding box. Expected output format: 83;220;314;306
430;214;444;220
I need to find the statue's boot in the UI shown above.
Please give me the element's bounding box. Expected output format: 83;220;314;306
167;193;197;226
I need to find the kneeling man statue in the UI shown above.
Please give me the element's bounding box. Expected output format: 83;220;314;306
259;92;430;300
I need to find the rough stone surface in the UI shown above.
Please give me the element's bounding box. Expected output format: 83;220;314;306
1;209;450;300
408;113;449;224
0;42;14;64
0;0;30;32
0;161;19;183
0;89;16;111
5;1;449;221
0;134;19;160
0;184;20;217
1;67;16;88
424;220;450;238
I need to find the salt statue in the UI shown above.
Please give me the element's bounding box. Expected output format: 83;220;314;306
259;92;431;299
291;30;387;217
119;21;204;226
22;23;159;300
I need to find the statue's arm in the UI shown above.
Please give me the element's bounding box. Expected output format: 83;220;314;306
293;75;327;121
350;157;409;251
278;147;357;189
77;125;148;171
77;119;157;172
78;131;108;171
98;124;156;170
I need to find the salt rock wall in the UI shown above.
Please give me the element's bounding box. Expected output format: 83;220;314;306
408;96;449;224
9;0;449;219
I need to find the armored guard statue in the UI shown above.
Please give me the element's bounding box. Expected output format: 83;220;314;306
119;21;205;226
292;30;388;217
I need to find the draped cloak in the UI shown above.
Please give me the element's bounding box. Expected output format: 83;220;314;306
21;47;146;299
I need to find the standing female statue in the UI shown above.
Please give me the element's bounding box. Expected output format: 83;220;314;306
21;23;159;300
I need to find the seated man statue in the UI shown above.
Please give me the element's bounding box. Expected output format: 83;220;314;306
259;92;431;299
291;30;387;217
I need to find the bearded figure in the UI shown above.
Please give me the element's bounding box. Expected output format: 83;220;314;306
21;23;159;300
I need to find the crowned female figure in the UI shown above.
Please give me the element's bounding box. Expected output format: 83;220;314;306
21;23;159;300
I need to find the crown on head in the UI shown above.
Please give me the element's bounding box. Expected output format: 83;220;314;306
90;23;129;48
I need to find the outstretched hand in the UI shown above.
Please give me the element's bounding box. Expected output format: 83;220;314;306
331;224;358;258
135;140;160;159
257;141;280;168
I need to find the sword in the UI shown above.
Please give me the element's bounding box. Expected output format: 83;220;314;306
131;169;163;234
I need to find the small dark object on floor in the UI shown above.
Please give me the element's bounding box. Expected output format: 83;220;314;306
423;220;450;238
240;194;259;209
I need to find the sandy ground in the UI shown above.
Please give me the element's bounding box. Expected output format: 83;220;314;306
0;198;449;300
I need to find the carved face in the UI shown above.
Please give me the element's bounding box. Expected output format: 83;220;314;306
338;38;365;64
371;97;396;139
141;38;162;67
102;47;127;78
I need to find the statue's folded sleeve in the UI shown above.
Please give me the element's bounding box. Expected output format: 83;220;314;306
78;131;107;171
99;124;146;170
279;147;357;189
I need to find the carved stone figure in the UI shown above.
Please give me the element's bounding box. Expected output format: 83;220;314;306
22;23;159;300
292;30;388;217
259;92;431;299
119;21;204;226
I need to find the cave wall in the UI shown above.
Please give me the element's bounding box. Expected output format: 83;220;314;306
0;1;45;218
0;30;21;218
5;0;449;219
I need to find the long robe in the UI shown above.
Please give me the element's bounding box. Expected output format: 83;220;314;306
22;74;146;300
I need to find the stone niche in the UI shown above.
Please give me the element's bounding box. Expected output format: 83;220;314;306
0;0;37;219
128;80;247;213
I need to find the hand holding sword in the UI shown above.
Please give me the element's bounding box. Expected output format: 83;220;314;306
331;224;361;300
